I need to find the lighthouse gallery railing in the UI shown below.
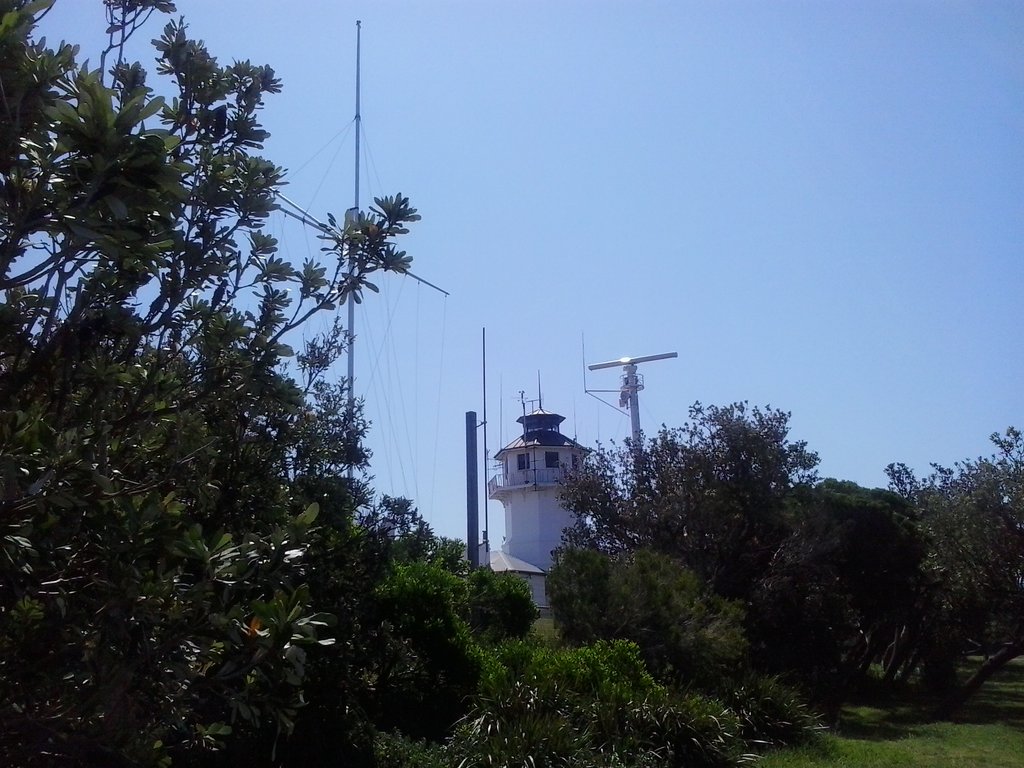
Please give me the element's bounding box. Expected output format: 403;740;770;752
487;467;566;494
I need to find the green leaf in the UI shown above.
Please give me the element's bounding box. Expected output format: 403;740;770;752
203;722;232;737
106;195;128;220
138;94;166;122
296;502;319;526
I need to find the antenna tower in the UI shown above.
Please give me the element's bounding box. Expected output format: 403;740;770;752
587;352;677;445
272;21;448;479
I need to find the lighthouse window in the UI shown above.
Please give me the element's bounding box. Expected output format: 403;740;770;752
516;453;530;470
545;451;560;469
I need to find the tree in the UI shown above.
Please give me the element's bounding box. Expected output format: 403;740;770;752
466;567;539;643
747;480;927;716
887;428;1024;718
373;561;483;740
561;402;819;601
548;548;748;688
0;2;419;763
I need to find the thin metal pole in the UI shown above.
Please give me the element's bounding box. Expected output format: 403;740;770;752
354;20;361;215
346;20;362;479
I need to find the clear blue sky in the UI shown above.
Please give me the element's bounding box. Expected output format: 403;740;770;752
39;1;1023;543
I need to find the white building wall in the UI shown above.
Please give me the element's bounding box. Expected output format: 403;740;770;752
490;410;587;580
499;476;577;571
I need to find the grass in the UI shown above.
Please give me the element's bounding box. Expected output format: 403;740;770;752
531;616;559;645
757;658;1024;768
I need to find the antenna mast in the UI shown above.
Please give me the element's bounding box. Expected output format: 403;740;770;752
347;19;362;427
271;20;449;491
587;352;678;444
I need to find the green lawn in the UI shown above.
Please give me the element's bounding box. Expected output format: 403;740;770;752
532;616;559;644
758;659;1024;768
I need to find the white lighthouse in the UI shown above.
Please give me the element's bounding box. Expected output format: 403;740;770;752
487;407;587;607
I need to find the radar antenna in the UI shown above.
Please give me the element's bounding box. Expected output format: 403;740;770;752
587;352;677;445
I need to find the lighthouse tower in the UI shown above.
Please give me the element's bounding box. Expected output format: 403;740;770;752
487;407;587;606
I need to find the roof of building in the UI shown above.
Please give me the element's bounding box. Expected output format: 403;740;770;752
497;431;584;453
488;550;545;574
496;407;588;455
516;407;563;421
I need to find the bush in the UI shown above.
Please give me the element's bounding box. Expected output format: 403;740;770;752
373;731;448;768
625;691;743;768
467;568;539;642
374;562;482;739
548;549;748;687
718;673;822;749
481;638;660;704
454;639;746;768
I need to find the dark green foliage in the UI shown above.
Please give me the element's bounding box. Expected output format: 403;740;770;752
562;402;819;601
558;405;1022;723
454;639;745;768
748;480;927;709
889;428;1024;718
548;548;747;687
374;561;482;739
0;2;420;764
541;546;612;641
218;503;484;767
718;673;821;749
480;637;661;704
467;566;539;642
362;495;468;573
373;732;449;768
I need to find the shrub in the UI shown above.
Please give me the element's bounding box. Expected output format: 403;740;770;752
374;562;481;739
458;639;746;767
548;549;748;687
467;568;539;642
718;673;822;749
373;731;448;768
625;691;744;768
481;638;660;705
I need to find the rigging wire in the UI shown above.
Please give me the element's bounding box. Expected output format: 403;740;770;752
361;120;387;203
389;294;419;502
277;109;448;519
414;280;420;496
428;295;448;524
290;120;356;178
359;116;443;512
356;118;413;495
307;136;351;212
362;278;408;493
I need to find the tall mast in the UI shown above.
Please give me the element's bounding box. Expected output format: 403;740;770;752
347;20;361;422
353;20;362;216
587;352;677;445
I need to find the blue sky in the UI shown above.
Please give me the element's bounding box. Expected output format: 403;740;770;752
39;1;1023;543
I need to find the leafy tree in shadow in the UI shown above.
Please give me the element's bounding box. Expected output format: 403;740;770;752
0;2;419;764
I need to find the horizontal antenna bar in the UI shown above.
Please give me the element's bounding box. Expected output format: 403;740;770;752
278;193;334;234
405;271;450;296
588;351;677;371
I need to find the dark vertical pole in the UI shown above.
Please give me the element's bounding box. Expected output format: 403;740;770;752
466;411;479;568
481;329;489;556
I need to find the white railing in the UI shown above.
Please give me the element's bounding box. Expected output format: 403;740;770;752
487;467;566;494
